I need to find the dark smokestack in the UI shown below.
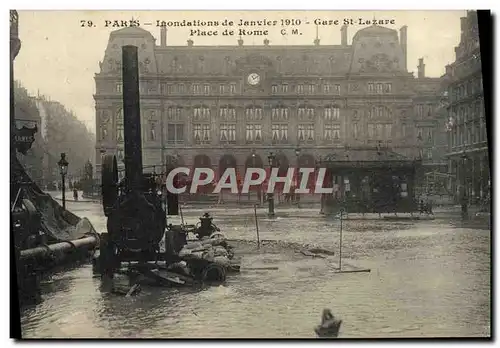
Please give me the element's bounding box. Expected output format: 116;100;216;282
418;58;425;78
122;45;143;191
340;25;348;46
160;26;167;46
400;26;407;70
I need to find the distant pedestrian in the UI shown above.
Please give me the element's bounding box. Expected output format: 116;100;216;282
73;187;79;201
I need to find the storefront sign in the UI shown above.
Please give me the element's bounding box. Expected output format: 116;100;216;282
14;124;37;154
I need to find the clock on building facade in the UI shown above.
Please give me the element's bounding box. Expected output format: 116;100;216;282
247;72;261;86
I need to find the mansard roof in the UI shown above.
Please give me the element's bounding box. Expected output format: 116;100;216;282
353;24;399;41
110;26;153;38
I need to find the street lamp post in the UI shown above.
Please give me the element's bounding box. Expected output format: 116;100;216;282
317;156;325;214
294;146;301;207
416;134;423;197
267;152;276;218
461;151;468;220
251;149;258;203
58;153;69;210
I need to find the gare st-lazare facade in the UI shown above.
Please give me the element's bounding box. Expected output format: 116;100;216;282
94;23;448;209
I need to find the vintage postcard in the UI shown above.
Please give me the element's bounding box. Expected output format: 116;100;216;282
10;9;491;339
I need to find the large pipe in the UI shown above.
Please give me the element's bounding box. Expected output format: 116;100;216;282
19;235;98;261
122;46;143;191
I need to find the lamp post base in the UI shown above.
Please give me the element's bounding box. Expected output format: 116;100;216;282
461;203;468;220
267;193;275;218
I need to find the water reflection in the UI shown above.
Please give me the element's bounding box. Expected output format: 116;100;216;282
19;204;491;338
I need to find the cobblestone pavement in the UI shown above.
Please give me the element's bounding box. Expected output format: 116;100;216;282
20;200;491;338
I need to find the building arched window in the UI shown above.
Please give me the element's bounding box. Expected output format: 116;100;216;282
193;105;211;120
368;105;391;119
324;105;340;121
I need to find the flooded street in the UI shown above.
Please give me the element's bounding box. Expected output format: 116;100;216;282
20;201;491;338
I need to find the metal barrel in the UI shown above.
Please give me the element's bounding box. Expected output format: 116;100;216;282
122;45;143;191
19;235;98;261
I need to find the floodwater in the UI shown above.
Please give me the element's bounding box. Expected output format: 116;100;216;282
19;202;491;338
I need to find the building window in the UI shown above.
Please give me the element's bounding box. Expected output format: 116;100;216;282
116;124;124;142
333;84;341;95
375;83;383;94
178;84;185;94
116;83;122;93
324;84;331;93
193;124;210;144
271;124;288;144
167;107;182;120
116;148;124;162
427;129;434;144
282;84;289;93
219;107;236;121
417;128;423;141
193;106;210;120
219;84;225;94
192;84;201;94
246;124;262;143
167;124;184;144
426;148;433;160
324;124;340;142
298;106;315;120
324;106;340;121
298;124;315;142
271;107;289;121
367;123;391;139
368;123;374;138
271;85;278;94
148;122;157;141
167;85;174;94
307;84;316;94
297;84;304;94
245;107;263;121
116;108;123;124
352;123;359;138
384;83;392;93
383;124;392;138
368;106;390;119
220;123;236;143
367;83;374;94
204;84;210;95
230;83;236;94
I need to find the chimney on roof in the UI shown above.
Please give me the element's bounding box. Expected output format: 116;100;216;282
460;16;467;31
187;39;193;47
314;24;320;45
160;26;167;46
340;25;348;46
400;26;407;71
418;58;425;78
445;64;452;76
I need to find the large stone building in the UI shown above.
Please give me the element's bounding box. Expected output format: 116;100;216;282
94;24;447;190
444;10;489;204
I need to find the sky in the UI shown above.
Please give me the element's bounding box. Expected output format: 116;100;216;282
13;10;466;134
